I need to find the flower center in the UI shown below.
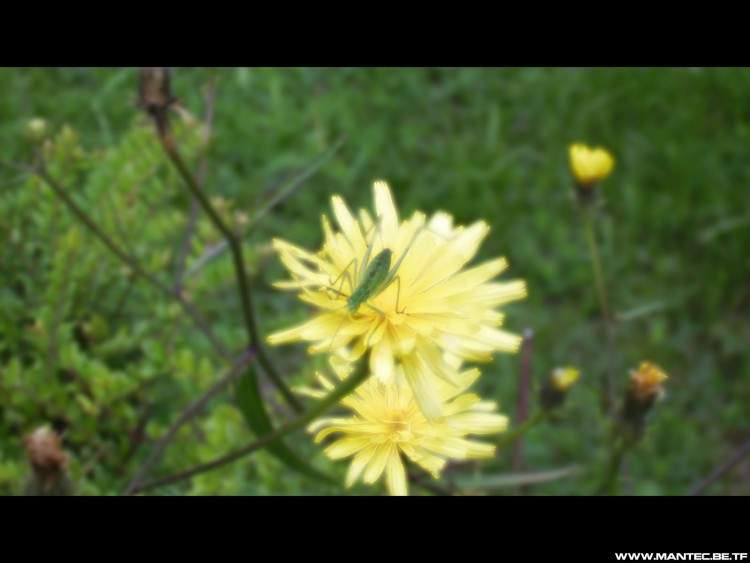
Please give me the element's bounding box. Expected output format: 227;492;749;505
378;414;411;442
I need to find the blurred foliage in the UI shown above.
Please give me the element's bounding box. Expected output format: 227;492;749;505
1;67;749;495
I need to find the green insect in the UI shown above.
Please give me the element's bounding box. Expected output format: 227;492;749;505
325;217;423;318
341;248;394;315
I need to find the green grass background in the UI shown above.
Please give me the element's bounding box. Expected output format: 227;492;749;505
1;67;748;495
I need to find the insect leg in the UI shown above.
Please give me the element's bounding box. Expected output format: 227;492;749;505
376;274;405;314
359;215;384;284
363;302;387;316
363;313;386;347
329;269;356;302
384;224;424;283
325;259;357;301
394;275;404;314
326;310;350;351
327;258;356;288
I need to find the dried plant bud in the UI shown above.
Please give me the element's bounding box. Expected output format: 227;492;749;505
615;362;669;446
23;426;73;496
137;67;176;134
624;362;668;418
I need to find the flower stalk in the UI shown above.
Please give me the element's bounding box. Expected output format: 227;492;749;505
598;362;668;495
129;358;371;494
569;143;617;414
140;68;301;413
497;410;544;450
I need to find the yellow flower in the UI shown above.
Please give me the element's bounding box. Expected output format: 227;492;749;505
268;180;526;421
628;361;668;401
550;366;581;392
616;361;669;444
539;366;581;411
306;360;508;496
569;143;615;188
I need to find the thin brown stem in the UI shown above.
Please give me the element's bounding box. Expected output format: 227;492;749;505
27;163;233;362
582;209;617;415
687;439;750;496
158;132;302;413
78;442;111;484
513;328;534;473
129;364;369;494
178;135;347;283
122;400;154;465
125;349;255;495
513;329;535;496
174;80;217;292
599;441;626;495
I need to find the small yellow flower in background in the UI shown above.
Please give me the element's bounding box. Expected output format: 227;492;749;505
268;180;526;421
540;366;581;412
550;366;581;392
628;361;668;402
304;357;508;496
616;361;669;445
569;143;615;188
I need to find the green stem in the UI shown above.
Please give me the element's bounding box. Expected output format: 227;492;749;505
497;410;544;450
583;210;610;321
600;441;627;495
159;133;302;413
582;208;617;413
130;364;370;493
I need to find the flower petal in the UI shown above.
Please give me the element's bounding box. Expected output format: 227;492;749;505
402;355;442;422
371;342;395;384
362;443;392;484
345;445;377;488
385;451;407;496
373;180;399;245
324;436;372;459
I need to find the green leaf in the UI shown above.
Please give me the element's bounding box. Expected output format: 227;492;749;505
454;465;581;491
615;301;669;322
235;364;334;485
2;357;22;386
698;214;750;244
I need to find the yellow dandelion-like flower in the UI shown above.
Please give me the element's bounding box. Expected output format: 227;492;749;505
569;143;615;188
628;361;668;402
268;180;527;421
306;361;508;496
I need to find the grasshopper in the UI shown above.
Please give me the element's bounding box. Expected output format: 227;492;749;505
325;215;424;317
318;215;430;353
